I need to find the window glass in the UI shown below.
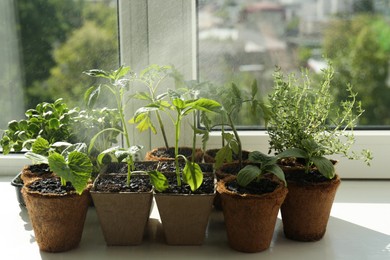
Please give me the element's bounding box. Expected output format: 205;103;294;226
197;0;390;128
0;0;119;130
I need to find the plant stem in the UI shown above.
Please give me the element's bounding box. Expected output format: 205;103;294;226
175;114;181;186
192;111;196;163
155;110;169;149
228;113;242;168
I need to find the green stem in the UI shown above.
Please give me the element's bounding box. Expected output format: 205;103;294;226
192;111;196;163
228;113;242;168
175;115;181;187
155;110;169;149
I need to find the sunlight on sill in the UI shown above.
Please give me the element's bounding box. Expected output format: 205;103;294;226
331;203;390;235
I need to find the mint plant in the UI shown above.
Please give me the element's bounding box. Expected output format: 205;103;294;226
267;62;373;178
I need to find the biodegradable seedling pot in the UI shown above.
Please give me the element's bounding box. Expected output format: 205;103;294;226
153;171;216;245
281;174;341;241
22;181;91;252
217;176;288;253
91;170;154;246
154;192;215;245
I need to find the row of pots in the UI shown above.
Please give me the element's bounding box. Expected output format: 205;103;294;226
18;150;341;253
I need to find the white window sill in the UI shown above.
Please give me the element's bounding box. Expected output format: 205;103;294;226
1;177;389;259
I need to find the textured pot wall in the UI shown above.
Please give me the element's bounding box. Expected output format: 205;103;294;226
281;175;341;241
22;187;90;252
154;193;215;245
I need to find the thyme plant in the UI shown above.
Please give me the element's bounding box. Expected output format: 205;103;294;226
267;63;373;178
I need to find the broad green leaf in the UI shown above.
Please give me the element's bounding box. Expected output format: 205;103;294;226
31;137;50;156
96;146;120;165
192;98;221;113
278;148;308;159
68;151;93;177
237;165;260;187
215;145;233;169
311;156;335;179
183;161;203;192
48;118;60;130
8;120;19;131
24;152;48;164
265;164;286;186
249;150;271;163
113;66;131;80
148;170;169;192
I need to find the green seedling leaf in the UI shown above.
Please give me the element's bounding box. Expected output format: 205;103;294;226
215;145;233;169
49;118;60;129
311;156;335;179
148;170;169;192
264;164;286;186
25;151;48;164
278;148;308;159
237;164;260;187
31;137;50;156
48;151;92;195
183;161;203;192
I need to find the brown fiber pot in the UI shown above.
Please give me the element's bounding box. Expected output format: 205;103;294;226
281;174;341;241
145;147;203;163
154;192;215;245
217;177;288;253
22;183;91;252
90;175;153;246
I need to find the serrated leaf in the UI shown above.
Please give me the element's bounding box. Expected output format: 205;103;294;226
215;145;233;169
237;165;260;187
31;137;50;156
183;161;203;192
311;156;335;179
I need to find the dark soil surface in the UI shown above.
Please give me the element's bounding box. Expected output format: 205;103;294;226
28;163;52;174
103;161;159;174
158;161;213;173
152;147;193;159
27;177;76;195
279;158;337;184
226;178;278;195
93;174;152;193
157;174;215;195
284;170;333;184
